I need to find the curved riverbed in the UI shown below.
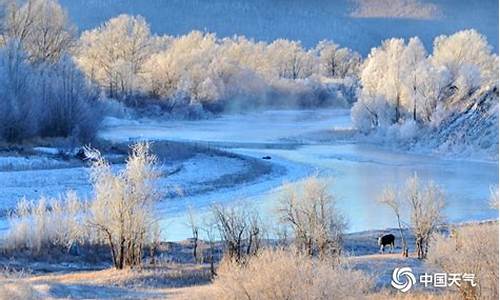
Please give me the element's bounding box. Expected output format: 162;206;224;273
100;109;499;240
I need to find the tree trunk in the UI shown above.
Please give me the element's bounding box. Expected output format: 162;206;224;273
193;236;198;263
395;94;401;123
416;237;424;259
397;216;408;258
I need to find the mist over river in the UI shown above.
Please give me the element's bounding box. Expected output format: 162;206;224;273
100;109;499;240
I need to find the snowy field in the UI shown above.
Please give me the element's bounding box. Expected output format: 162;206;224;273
100;109;498;240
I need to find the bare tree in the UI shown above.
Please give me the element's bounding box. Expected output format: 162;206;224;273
405;174;445;259
277;176;346;259
88;142;160;269
201;217;218;278
211;203;262;264
378;187;408;257
187;206;200;263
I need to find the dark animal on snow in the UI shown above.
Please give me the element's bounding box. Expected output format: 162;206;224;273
262;156;272;160
378;234;395;253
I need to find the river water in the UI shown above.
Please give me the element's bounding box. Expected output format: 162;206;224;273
100;109;499;240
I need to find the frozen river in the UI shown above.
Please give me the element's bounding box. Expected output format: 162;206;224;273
100;109;499;240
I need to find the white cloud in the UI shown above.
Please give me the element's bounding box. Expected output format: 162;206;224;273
350;0;442;20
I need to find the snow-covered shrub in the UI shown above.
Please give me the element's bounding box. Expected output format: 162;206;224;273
0;45;101;143
2;142;162;267
3;191;87;255
427;223;498;300
98;97;131;119
200;248;373;300
0;280;42;300
351;95;394;132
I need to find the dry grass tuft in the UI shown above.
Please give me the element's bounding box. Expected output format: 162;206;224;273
195;248;373;300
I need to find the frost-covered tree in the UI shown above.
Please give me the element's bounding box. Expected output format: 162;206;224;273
35;56;100;142
77;14;154;101
0;41;38;142
315;40;361;79
277;177;346;258
0;2;99;143
352;30;497;133
401;37;427;121
218;36;268;78
88;142;160;269
413;59;450;123
432;29;498;89
143;31;218;103
267;39;314;80
352;38;410;130
378;187;408;257
211;203;262;264
405;174;445;259
2;0;76;64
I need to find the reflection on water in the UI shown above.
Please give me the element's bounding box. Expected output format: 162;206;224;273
254;144;498;233
114;109;497;240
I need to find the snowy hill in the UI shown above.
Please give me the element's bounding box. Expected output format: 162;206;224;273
59;0;498;55
416;87;499;160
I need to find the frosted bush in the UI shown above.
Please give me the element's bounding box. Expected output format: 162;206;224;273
3;192;87;254
199;248;373;300
0;281;42;300
427;223;499;299
88;142;161;269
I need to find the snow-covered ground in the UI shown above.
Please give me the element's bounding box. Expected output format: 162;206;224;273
0;156;70;172
100;109;498;240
